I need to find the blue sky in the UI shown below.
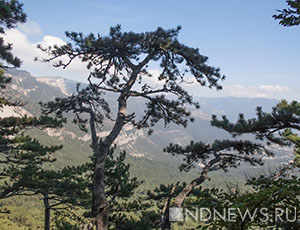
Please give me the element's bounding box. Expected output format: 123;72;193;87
6;0;300;100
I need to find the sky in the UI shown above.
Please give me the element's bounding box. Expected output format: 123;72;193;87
4;0;300;100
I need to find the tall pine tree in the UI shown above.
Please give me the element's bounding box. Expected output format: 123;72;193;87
39;25;225;230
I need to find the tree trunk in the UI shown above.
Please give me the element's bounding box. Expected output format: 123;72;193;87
174;167;209;207
43;193;50;230
161;162;218;230
159;176;208;230
92;152;110;230
173;156;223;208
89;69;139;229
90;97;127;230
161;184;176;230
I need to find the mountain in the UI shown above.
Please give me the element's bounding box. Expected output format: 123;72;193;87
1;69;295;228
36;76;88;96
1;69;294;180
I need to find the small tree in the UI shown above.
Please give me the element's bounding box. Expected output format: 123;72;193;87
161;138;271;230
0;2;67;220
198;172;300;230
41;86;142;229
0;137;141;230
39;25;225;230
0;134;89;230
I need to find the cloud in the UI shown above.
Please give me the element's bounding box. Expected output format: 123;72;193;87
258;85;289;92
3;27;89;81
143;69;165;86
2;24;294;101
225;84;290;99
18;21;42;35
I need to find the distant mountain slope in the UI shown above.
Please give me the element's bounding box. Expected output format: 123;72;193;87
6;69;66;103
1;69;293;176
0;69;294;230
36;76;88;96
196;96;278;121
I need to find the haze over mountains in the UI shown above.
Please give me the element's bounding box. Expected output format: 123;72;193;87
2;69;293;182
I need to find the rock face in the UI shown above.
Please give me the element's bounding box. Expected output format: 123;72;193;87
0;105;32;118
36;77;69;95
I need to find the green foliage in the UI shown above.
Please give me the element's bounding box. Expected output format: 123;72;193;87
39;25;225;134
89;146;144;229
40;84;110;133
0;0;26;33
0;0;26;84
105;148;141;201
156;100;300;229
273;0;300;27
1;139;143;229
165;139;270;173
0;130;90;228
199;174;300;230
0;217;28;230
0;135;62;194
53;210;82;230
0;0;26;109
211;100;300;167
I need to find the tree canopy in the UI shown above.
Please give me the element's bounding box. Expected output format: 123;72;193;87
40;25;226;230
0;0;26;82
212;100;300;167
40;25;225;134
273;0;300;27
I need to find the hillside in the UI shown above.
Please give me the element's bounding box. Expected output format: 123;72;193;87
2;69;293;180
0;68;295;229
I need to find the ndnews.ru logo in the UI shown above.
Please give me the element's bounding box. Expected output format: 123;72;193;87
169;206;299;223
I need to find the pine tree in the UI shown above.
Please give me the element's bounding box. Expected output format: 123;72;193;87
273;0;300;27
211;100;300;168
0;137;142;230
197;171;300;230
39;25;225;230
0;2;73;229
136;101;300;229
0;0;26;88
161;138;271;230
41;85;143;229
0;0;64;154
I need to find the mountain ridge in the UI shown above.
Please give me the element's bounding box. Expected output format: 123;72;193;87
2;68;292;170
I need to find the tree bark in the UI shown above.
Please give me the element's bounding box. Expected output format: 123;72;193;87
90;97;127;230
173;156;223;208
93;149;110;230
43;193;50;230
90;65;144;230
161;184;176;230
173;173;208;208
159;173;208;230
162;157;222;230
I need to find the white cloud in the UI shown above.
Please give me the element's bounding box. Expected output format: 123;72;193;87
139;68;195;88
18;21;42;35
225;84;290;99
3;27;89;81
2;24;294;101
258;85;289;92
143;69;165;86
